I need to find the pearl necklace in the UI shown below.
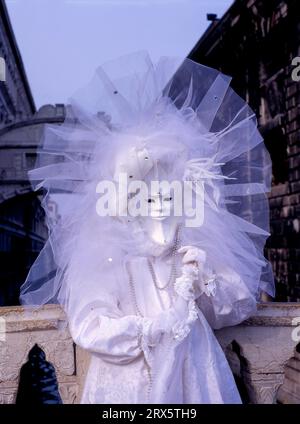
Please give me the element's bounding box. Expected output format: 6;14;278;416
125;225;181;315
146;225;181;291
126;260;144;317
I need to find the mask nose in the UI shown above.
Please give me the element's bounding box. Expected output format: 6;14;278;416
156;197;163;214
148;193;164;217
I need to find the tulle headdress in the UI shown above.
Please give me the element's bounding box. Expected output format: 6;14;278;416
20;51;274;308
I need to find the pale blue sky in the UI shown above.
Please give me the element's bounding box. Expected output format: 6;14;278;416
6;0;233;108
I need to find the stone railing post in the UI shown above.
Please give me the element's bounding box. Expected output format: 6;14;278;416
215;302;300;404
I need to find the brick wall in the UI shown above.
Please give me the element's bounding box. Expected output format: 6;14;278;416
189;0;300;300
271;61;300;301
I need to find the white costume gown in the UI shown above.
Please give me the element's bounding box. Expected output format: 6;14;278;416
68;252;257;404
18;53;273;404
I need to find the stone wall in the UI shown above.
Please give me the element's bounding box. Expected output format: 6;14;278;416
0;303;299;404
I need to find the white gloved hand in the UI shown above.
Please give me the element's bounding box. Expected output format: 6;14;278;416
178;245;206;268
177;245;212;298
146;296;189;346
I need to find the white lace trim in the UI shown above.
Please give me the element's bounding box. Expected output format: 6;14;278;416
171;300;198;342
174;263;199;301
202;272;217;297
138;316;154;365
172;262;200;342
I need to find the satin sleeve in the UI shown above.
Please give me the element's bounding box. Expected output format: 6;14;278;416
195;263;257;330
68;299;153;365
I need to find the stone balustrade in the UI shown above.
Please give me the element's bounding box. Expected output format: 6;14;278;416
216;302;300;403
0;303;299;404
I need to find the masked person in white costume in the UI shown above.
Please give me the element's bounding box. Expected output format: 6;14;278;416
20;52;274;404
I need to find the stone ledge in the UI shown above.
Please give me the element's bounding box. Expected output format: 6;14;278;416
0;302;299;404
244;302;300;326
0;304;66;332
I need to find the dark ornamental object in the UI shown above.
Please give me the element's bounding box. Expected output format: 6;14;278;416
16;343;63;404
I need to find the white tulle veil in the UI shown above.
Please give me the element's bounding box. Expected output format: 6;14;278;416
20;51;274;318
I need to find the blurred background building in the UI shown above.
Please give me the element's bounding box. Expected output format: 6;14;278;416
0;0;35;126
188;0;300;301
0;0;65;305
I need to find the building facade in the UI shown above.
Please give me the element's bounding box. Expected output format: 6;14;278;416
0;104;66;306
0;0;35;126
189;0;300;301
0;0;66;305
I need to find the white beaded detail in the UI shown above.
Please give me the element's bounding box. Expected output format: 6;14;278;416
202;271;217;297
147;224;181;291
136;317;154;403
171;300;198;342
141;317;156;348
